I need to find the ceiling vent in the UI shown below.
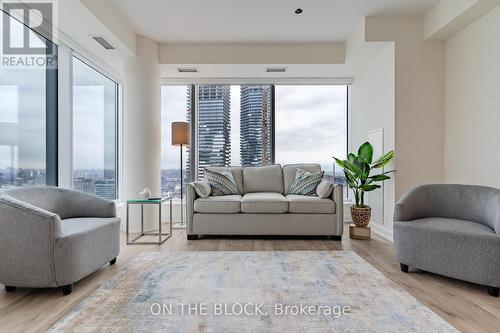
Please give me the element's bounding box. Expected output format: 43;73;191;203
177;67;199;73
91;36;115;50
266;67;286;73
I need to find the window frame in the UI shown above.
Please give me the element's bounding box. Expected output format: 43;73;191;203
71;53;121;201
161;81;351;195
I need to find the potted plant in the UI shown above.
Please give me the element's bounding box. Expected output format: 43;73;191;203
334;142;395;228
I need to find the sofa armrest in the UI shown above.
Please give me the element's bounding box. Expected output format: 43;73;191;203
186;183;198;235
0;195;62;287
332;184;344;235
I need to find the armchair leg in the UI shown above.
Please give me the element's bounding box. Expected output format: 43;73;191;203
62;284;73;296
110;258;117;265
330;235;342;241
187;234;198;240
5;286;16;292
400;263;409;273
488;287;499;297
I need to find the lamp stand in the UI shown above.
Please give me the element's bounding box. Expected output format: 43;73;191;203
179;143;185;228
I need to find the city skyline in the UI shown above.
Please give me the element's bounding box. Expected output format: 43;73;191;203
161;85;347;174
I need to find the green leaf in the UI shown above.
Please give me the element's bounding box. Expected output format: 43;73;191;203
372;150;395;169
359;184;381;192
344;159;365;177
370;174;391;182
333;158;347;170
347;153;357;163
358;142;374;164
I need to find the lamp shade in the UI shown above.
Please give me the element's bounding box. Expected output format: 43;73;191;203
171;121;190;146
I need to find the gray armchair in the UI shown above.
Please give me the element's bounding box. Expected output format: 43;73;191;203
394;184;500;297
0;187;120;295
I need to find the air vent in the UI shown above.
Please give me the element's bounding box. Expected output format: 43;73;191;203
177;67;198;73
91;36;115;50
266;67;286;73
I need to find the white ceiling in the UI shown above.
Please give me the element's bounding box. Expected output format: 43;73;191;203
112;0;439;43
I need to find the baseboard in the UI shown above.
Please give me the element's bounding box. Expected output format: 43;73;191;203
370;223;393;242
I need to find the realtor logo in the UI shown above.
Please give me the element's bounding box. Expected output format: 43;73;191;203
1;0;57;68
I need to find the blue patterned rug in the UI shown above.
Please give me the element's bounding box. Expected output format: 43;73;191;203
50;251;456;332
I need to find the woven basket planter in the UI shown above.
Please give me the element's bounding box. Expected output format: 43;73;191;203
350;206;372;228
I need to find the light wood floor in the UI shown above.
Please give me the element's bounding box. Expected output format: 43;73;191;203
0;227;499;333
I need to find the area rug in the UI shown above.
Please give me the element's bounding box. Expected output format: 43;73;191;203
50;251;456;332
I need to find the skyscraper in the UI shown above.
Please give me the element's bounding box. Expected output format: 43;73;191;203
240;85;272;167
196;85;231;178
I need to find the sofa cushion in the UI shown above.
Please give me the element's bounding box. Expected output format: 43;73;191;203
283;164;321;194
288;168;324;195
205;166;244;194
286;195;336;214
205;168;240;196
243;165;283;193
241;192;287;214
194;195;242;213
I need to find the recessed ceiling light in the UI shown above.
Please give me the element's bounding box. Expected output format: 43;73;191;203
295;8;303;15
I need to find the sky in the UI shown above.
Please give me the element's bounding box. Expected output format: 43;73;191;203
161;85;348;175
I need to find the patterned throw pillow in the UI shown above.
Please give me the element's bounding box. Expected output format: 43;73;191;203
288;168;324;196
204;168;240;196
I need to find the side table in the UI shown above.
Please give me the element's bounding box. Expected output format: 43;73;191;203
126;197;173;245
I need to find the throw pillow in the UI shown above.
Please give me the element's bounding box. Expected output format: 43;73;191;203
288;168;324;196
191;181;212;198
205;168;240;196
316;182;334;199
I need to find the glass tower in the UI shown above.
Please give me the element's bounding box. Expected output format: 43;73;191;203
240;85;272;167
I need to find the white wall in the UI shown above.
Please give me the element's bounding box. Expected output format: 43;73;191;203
352;44;396;240
444;6;500;187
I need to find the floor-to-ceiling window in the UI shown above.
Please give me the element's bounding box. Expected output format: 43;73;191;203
161;83;349;198
72;57;118;200
275;85;348;195
160;85;191;199
0;10;57;188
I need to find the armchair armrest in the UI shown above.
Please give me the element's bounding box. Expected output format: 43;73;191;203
332;184;344;235
186;183;199;235
0;195;62;287
62;189;116;218
394;186;433;222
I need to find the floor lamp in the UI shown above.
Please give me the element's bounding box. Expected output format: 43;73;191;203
171;121;190;228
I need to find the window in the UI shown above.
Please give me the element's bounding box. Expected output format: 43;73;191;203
0;10;57;188
72;57;118;200
161;83;349;198
160;85;191;199
275;85;348;195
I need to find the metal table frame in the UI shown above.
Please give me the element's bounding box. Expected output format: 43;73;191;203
126;197;173;245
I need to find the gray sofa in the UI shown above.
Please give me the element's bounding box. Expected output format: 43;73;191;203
187;164;344;240
0;187;120;295
394;184;500;297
